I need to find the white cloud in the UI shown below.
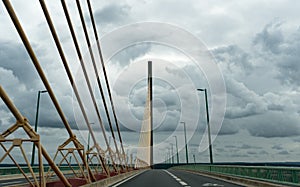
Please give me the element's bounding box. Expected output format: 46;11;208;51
225;77;267;119
244;111;300;138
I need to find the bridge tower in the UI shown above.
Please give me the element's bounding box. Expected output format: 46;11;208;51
135;61;153;168
148;61;153;167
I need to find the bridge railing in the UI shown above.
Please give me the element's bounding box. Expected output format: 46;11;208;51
0;164;128;176
173;164;300;186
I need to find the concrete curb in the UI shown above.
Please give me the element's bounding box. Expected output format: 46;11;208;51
81;169;148;187
0;174;24;180
0;170;75;180
173;169;290;187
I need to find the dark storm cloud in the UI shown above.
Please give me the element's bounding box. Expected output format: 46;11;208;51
0;82;77;130
224;77;267;119
223;144;262;151
0;40;77;130
230;153;250;158
278;150;289;155
272;145;284;150
259;150;268;155
293;138;300;143
125;78;180;126
267;103;284;111
253;21;284;54
276;29;300;86
240;144;262;150
211;21;300;139
111;43;152;67
212;44;253;73
224;145;237;149
218;119;239;135
94;3;131;25
247;151;257;155
36;96;78;129
245;111;300;138
253;21;300;86
225;104;261;119
0;40;39;88
216;148;225;152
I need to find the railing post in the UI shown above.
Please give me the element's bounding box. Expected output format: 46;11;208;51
292;170;298;183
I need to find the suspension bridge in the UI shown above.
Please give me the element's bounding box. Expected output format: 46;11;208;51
1;0;300;187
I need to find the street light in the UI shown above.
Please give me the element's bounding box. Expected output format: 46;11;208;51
170;143;174;164
166;150;169;164
31;90;48;166
69;156;72;165
87;122;95;162
107;136;112;165
168;147;171;164
193;154;196;164
181;121;189;164
197;88;213;164
173;135;179;164
87;123;95;151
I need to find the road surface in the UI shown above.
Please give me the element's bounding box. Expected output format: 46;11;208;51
111;169;244;187
0;170;244;186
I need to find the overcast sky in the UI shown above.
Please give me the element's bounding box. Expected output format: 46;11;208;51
1;0;300;164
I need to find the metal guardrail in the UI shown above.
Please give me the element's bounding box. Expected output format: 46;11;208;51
173;164;300;186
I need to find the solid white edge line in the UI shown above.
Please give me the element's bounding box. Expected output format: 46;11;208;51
111;170;147;187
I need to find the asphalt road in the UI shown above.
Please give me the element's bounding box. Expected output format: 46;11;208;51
111;169;244;187
0;170;244;187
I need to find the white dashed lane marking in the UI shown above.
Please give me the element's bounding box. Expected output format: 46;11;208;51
202;183;224;186
164;170;190;186
179;181;188;185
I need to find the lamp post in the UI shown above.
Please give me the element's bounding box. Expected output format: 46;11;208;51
197;88;213;164
87;122;95;161
181;121;189;164
69;156;72;165
31;90;47;166
170;143;174;164
126;149;129;166
168;148;171;164
193;154;196;164
87;123;95;151
173;135;179;164
166;150;168;164
106;136;112;164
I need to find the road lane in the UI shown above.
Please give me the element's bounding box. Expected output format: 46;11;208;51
170;169;243;187
112;169;244;187
111;169;182;187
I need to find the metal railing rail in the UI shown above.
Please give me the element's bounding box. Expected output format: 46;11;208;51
173;164;300;186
